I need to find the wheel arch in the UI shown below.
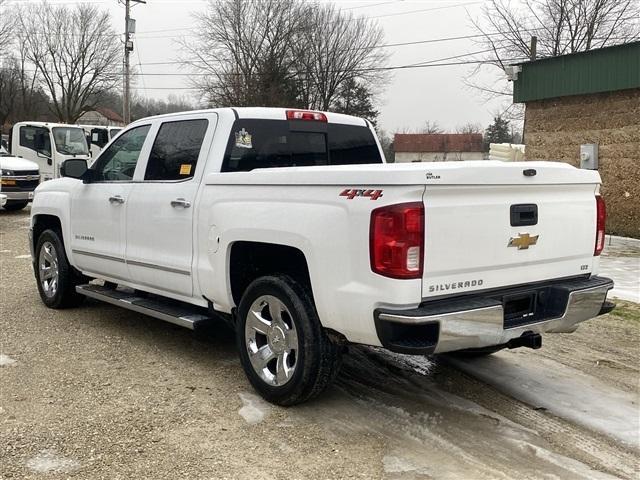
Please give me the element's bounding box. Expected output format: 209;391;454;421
228;241;314;309
32;214;63;252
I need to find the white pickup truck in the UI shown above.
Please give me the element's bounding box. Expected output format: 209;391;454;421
29;108;614;405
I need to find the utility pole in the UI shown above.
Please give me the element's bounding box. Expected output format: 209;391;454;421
123;0;145;124
530;36;538;62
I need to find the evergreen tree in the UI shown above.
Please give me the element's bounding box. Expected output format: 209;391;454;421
484;116;512;146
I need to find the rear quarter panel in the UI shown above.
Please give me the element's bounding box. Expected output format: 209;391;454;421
196;181;425;346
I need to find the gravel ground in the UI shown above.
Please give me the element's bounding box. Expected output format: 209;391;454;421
1;207;638;479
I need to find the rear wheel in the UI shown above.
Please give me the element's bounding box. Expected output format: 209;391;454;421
35;229;85;308
236;275;341;406
3;200;28;211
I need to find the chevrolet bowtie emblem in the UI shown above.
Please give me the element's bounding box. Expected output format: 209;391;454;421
508;233;539;250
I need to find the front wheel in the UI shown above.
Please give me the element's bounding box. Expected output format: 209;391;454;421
34;229;85;309
236;275;342;406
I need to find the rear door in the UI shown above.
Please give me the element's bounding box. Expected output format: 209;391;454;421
421;167;599;298
125;113;217;297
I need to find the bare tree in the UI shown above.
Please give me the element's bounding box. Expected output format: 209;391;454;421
294;3;388;111
469;0;640;102
419;121;444;134
456;122;483;134
182;0;387;113
0;0;15;53
18;2;121;123
181;0;305;107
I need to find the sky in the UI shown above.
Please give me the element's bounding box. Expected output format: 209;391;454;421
5;0;516;133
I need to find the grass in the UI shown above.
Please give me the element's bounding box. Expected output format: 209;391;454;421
607;300;640;323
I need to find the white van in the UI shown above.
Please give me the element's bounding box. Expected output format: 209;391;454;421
78;125;123;161
10;122;90;181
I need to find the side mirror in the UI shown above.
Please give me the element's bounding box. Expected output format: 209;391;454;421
60;158;88;180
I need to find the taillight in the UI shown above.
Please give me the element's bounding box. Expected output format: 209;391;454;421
370;202;424;279
594;195;606;256
286;110;327;122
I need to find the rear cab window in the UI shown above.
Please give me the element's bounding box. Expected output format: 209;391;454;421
222;119;382;172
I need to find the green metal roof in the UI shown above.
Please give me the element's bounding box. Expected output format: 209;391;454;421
513;41;640;103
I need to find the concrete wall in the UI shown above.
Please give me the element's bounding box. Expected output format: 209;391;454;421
524;88;640;238
395;151;485;163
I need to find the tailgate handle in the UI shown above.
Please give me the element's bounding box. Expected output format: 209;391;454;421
510;204;538;226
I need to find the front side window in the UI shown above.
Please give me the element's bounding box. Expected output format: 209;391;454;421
91;125;151;182
52;127;89;156
20;126;51;156
144;119;208;181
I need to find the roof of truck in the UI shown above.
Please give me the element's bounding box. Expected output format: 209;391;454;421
134;107;369;127
12;121;85;129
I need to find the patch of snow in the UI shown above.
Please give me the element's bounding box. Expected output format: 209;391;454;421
14;254;30;259
382;455;418;474
368;346;434;376
26;450;80;474
238;392;270;425
447;353;640;448
0;354;17;367
510;439;620;479
0;249;11;253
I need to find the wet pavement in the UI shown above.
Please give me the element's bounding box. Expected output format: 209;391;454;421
600;237;640;302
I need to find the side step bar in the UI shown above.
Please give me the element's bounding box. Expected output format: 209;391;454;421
76;284;214;330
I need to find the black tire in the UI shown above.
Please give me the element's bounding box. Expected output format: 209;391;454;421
236;275;341;406
34;229;86;309
3;200;28;211
448;344;506;358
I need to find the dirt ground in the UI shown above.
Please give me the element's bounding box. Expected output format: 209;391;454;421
1;208;639;479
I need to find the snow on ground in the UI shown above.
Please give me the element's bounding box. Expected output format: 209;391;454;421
0;354;17;367
446;352;640;448
14;254;30;259
26;450;80;474
599;240;640;303
238;392;271;425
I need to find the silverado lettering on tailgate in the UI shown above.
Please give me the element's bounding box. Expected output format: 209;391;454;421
429;279;484;293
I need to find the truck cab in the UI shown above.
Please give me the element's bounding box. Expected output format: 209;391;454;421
10;122;90;181
79;125;123;162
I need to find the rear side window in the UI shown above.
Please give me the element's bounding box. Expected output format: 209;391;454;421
222;119;382;172
144;119;208;181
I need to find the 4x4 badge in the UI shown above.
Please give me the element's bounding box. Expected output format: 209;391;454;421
508;233;539;250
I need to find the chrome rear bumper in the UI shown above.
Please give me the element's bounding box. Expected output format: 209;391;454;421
375;276;614;355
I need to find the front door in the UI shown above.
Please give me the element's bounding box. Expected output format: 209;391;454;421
125;116;214;297
69;124;152;281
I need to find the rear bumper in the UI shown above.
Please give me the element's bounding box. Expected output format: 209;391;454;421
375;276;614;355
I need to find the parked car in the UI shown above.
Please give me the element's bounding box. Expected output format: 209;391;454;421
9;122;90;181
29;108;614;405
1;146;40;211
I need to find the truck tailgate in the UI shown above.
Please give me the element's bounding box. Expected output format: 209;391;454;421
422;182;599;298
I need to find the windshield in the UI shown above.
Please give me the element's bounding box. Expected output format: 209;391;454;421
0;146;8;156
52;127;89;156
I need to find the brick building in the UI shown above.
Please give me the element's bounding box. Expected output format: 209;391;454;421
394;133;484;163
513;41;639;238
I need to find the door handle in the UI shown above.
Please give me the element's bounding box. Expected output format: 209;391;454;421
109;195;125;205
171;198;191;208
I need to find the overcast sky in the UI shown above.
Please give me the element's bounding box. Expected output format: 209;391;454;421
7;0;515;133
